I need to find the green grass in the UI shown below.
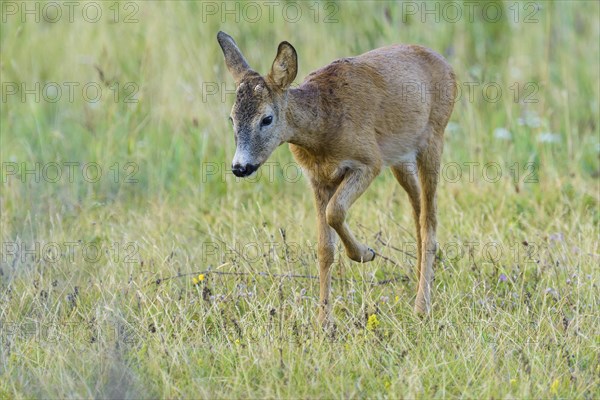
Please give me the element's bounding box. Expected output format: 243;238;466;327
1;1;599;398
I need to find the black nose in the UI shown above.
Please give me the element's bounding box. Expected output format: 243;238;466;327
232;163;259;177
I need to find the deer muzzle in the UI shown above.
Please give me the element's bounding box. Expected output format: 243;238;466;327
232;163;259;177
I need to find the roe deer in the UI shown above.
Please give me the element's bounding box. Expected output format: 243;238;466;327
217;31;456;325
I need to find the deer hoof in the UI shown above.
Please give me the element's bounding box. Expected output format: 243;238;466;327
368;248;376;261
347;246;377;263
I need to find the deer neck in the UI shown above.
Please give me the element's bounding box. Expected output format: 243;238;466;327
284;86;328;152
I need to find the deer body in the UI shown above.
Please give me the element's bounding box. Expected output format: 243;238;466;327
286;45;453;180
217;32;456;324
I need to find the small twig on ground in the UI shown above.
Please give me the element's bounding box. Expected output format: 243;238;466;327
150;264;409;287
375;235;417;260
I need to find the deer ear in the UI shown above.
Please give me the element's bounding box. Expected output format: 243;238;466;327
217;31;251;84
267;41;297;90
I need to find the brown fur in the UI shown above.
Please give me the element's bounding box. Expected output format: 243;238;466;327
217;31;456;325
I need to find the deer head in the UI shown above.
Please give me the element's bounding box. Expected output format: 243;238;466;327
217;31;297;177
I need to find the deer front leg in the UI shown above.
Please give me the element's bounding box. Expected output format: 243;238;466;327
311;183;337;326
326;164;380;262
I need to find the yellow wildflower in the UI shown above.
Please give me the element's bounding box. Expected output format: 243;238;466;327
198;274;205;282
366;314;380;331
395;295;400;302
510;378;517;385
384;380;391;390
550;379;560;394
192;277;199;285
235;339;240;346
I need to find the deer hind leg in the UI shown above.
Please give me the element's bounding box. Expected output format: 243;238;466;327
310;182;337;326
391;160;422;286
416;131;443;314
326;164;380;263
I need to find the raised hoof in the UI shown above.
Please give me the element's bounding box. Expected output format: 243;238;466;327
368;248;376;260
348;247;377;263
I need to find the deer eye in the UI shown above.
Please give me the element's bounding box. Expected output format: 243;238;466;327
261;116;273;127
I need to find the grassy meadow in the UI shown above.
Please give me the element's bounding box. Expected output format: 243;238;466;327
1;1;599;398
